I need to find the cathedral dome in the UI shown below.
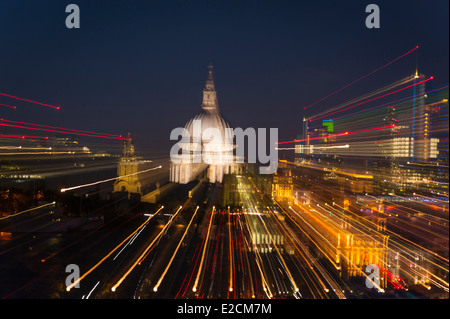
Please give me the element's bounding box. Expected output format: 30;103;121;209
170;65;241;184
183;109;231;142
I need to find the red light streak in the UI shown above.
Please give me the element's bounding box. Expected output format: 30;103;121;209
0;122;130;141
304;46;419;110
276;124;394;145
0;134;48;140
346;124;395;135
379;266;405;290
0;92;60;110
309;77;433;122
0;103;16;109
277;132;349;145
0;118;122;138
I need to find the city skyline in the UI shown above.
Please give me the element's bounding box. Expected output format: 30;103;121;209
0;0;448;154
0;0;448;310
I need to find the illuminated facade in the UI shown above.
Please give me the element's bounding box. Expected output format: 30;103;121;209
337;232;389;288
272;164;294;205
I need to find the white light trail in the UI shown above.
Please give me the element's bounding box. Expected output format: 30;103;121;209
60;166;162;192
86;281;100;299
153;206;200;292
0;146;52;150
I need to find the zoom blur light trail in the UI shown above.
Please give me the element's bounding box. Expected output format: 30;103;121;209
303;46;420;110
0;92;60;110
0;103;16;109
0;146;51;150
0;120;129;140
0;118;123;137
276;124;394;145
153;206;200;292
276;132;349;145
0;134;48;140
277;144;349;151
257;212;300;293
330;84;449;123
309;77;433;122
60;166;162;192
228;210;234;293
112;205;185;292
192;207;216;293
66;206;164;292
0;202;56;221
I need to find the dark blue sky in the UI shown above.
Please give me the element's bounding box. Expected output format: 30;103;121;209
0;0;448;156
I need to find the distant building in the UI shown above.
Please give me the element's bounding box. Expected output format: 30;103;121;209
272;163;293;205
113;135;143;195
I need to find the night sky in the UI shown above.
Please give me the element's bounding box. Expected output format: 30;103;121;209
0;0;448;157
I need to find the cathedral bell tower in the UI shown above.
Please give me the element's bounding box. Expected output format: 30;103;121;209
113;133;142;194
